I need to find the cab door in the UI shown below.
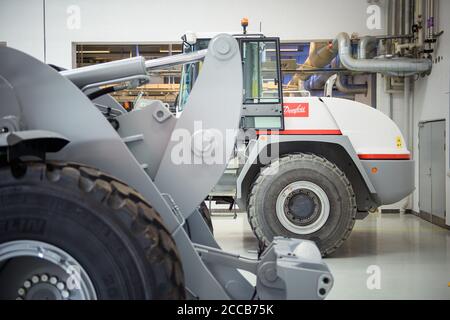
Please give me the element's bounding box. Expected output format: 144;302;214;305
239;38;284;130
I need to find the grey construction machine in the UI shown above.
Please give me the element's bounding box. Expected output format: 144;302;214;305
0;35;333;300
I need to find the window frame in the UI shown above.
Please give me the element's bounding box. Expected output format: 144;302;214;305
238;37;283;106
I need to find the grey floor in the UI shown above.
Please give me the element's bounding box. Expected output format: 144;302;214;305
212;211;450;300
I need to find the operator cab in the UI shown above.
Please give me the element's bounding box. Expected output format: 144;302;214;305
177;22;284;130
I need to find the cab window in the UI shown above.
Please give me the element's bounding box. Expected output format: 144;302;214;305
241;40;280;104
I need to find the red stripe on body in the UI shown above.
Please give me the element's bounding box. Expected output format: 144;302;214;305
256;129;342;135
358;154;411;160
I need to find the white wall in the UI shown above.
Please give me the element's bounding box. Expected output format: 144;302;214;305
412;0;450;225
0;0;45;60
1;0;386;68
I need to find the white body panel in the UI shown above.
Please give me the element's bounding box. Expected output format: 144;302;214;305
282;97;410;159
282;97;340;132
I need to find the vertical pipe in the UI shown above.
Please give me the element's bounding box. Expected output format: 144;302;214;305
428;0;431;38
387;0;394;116
43;0;47;63
430;0;435;37
391;0;397;42
434;0;439;36
370;74;377;108
405;0;411;142
426;0;433;39
403;76;412;212
387;0;393;37
399;0;405;36
389;91;394;119
416;0;424;48
405;0;413;150
386;0;393;57
404;0;413;212
405;78;412;150
81;44;84;67
394;0;400;37
425;0;428;39
406;0;410;33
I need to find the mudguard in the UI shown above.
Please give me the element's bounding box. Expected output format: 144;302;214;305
0;130;69;161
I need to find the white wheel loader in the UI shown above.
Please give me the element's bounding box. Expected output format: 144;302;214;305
174;29;431;256
0;35;334;300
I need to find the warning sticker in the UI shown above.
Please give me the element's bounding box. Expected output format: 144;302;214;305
283;103;309;117
396;136;403;149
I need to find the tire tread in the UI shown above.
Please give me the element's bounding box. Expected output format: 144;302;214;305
5;161;185;299
247;153;356;256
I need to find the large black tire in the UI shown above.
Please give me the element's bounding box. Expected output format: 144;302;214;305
0;162;185;300
247;153;356;256
199;202;214;234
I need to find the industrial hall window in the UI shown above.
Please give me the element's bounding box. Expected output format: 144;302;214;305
75;43;183;110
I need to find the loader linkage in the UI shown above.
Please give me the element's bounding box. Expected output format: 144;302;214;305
0;34;333;300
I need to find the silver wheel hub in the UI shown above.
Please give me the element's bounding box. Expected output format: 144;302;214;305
17;273;73;300
276;181;330;235
0;240;97;300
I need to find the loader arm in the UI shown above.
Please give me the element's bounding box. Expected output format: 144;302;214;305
0;36;333;300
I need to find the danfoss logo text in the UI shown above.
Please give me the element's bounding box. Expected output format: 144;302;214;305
283;103;309;117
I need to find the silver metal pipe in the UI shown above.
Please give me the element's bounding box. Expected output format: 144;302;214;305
434;0;439;37
387;0;393;37
403;75;413;212
400;0;405;35
404;77;412;149
404;0;413;149
358;36;377;59
425;0;436;39
427;0;433;39
429;0;435;37
415;0;425;47
426;0;431;39
335;75;367;94
335;32;432;76
304;73;333;91
405;0;411;37
393;0;399;38
145;49;207;70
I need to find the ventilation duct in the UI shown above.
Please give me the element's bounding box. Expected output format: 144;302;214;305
334;32;432;77
288;42;338;87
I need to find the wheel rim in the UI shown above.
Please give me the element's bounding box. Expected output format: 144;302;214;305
276;181;330;235
0;240;97;300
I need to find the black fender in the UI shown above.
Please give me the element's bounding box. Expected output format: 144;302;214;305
0;130;70;162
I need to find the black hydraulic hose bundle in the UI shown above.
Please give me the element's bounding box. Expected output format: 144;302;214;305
87;86;117;100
